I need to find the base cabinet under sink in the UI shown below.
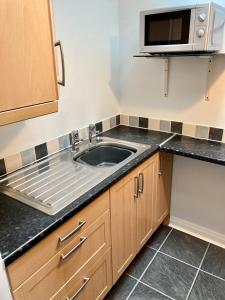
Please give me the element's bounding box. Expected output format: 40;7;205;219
110;152;173;284
6;153;173;299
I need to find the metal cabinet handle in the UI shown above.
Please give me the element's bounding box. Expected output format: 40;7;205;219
66;277;90;300
55;40;65;86
138;173;144;194
134;176;139;198
61;237;87;261
59;220;86;244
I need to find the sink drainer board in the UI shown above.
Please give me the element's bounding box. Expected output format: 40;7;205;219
0;137;150;215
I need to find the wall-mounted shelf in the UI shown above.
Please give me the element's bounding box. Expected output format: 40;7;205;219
133;53;218;101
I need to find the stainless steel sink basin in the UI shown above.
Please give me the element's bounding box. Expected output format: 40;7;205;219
0;137;151;215
74;143;137;167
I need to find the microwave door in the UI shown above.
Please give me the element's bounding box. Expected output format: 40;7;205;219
141;9;194;53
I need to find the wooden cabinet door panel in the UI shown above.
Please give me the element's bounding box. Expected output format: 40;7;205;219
0;0;58;112
136;156;157;251
155;153;173;228
110;171;137;284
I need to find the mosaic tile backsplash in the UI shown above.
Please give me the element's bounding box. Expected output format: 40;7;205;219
0;113;225;177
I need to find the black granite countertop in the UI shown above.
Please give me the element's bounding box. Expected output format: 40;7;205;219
1;126;225;266
161;134;225;166
0;126;172;266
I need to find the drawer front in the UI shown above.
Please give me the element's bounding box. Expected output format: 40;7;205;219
12;210;111;300
8;191;109;290
51;249;112;300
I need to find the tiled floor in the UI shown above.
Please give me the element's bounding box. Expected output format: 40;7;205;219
105;226;225;300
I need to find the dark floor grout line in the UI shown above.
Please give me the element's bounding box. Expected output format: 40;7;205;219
185;243;210;300
126;227;174;300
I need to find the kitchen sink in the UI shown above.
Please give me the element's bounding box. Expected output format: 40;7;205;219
0;137;150;215
74;144;137;167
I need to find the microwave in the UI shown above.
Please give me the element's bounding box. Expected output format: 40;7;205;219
140;3;225;54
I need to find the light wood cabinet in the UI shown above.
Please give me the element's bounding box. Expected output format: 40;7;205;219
0;0;62;125
12;211;111;300
110;169;137;282
110;153;172;283
136;156;157;252
155;153;173;227
7;192;111;300
7;153;173;299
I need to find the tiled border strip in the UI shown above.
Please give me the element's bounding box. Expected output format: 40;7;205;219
120;114;225;143
1;112;225;177
0;114;120;177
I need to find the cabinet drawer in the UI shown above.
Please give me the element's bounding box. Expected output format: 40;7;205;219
8;191;109;290
12;210;111;300
51;249;112;300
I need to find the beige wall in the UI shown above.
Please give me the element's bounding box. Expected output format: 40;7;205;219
0;0;120;157
118;0;225;127
118;0;225;243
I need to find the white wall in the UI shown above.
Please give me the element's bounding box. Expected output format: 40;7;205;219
119;0;225;127
0;0;120;157
171;156;225;244
119;0;225;242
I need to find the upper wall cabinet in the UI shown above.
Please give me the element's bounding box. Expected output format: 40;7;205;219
0;0;64;126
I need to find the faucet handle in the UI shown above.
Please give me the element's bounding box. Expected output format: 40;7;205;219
71;130;79;145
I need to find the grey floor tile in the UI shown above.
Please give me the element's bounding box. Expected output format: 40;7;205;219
146;225;171;250
160;229;208;267
189;271;225;300
201;244;225;280
126;247;156;279
142;253;197;300
105;274;137;300
130;282;171;299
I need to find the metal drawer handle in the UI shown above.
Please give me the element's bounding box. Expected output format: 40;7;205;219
134;176;139;198
61;237;87;261
139;173;144;194
59;220;86;244
66;277;90;300
55;40;65;86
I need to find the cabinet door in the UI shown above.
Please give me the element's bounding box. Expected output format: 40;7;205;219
0;0;58;112
136;156;157;251
155;153;173;227
110;171;137;284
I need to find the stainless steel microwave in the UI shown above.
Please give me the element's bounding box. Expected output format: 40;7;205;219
140;3;225;54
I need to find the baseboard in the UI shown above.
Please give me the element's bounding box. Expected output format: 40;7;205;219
169;216;225;249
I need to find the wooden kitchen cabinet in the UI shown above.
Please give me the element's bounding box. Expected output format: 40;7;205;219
7;192;111;300
0;0;62;125
155;152;173;227
110;153;172;284
7;153;173;298
136;156;157;252
110;169;137;283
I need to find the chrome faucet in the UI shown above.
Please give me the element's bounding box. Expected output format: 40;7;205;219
71;130;80;151
89;124;99;143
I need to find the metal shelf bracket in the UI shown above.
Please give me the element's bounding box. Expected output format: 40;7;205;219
164;58;169;98
205;57;213;101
